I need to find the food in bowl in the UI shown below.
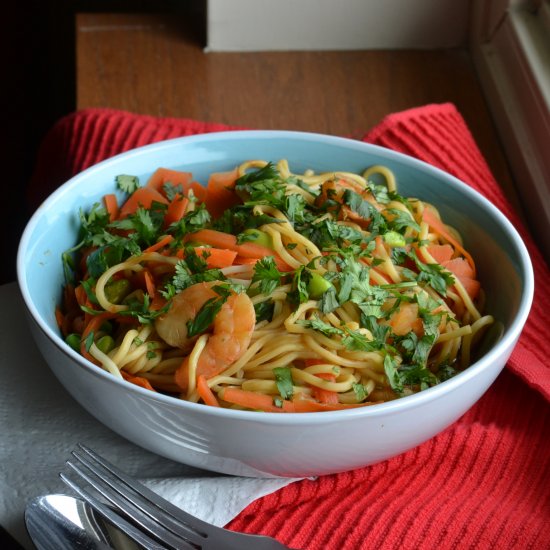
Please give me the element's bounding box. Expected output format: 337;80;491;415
18;131;532;477
57;158;495;412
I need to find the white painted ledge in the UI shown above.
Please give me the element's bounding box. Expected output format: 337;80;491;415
471;4;550;261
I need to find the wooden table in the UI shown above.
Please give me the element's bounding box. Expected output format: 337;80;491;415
76;11;524;218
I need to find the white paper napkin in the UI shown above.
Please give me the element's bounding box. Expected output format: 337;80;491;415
0;282;298;549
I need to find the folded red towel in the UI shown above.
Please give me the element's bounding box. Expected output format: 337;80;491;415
28;104;550;549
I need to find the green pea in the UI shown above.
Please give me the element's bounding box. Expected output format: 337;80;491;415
96;335;115;354
104;278;131;304
383;231;406;248
242;229;273;249
307;272;333;299
65;333;81;352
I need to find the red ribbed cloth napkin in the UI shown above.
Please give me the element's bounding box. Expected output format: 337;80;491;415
28;104;550;549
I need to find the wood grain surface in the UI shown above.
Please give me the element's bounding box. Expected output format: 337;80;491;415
76;12;523;217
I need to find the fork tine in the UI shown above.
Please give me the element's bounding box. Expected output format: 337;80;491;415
65;448;204;549
76;444;212;538
64;445;292;550
59;471;168;550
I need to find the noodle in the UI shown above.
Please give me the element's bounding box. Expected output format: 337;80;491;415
58;159;495;412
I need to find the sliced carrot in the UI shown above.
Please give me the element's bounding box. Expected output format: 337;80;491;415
188;181;208;203
389;302;423;337
55;308;65;330
146;167;207;203
188;229;293;272
118;187;169;218
311;372;339;405
174;357;190;391
142;270;167;311
103;193;119;222
442;258;480;299
221;387;291;412
220;387;373;413
291;397;372;412
441;257;475;280
195;247;237;269
422;207;476;277
234;256;259;266
425;244;454;264
147;167;193;194
455;277;481;300
143;234;174;254
164;195;189;227
174;246;238;269
197;375;220;407
204;168;241;219
121;371;156;392
143;270;156;299
74;284;88;308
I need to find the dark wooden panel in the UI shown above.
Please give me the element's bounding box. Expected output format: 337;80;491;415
76;13;523;220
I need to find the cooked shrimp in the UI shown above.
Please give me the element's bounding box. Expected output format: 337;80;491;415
156;281;256;393
154;282;219;351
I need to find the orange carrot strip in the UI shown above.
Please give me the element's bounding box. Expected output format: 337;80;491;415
442;258;480;299
103;193;119;222
143;234;174;254
441;257;475;280
174;246;238;269
234;257;259;266
147;167;193;194
221;387;291;412
204;168;241;218
425;244;454;264
197;375;220;407
422;208;476;277
55;308;65;330
164;195;189;227
188;181;208;203
142;270;167;311
121;371;156;392
311;372;339;405
188;229;293;272
291;397;373;412
143;270;156;298
221;387;373;413
195;247;237;269
74;284;87;308
119;187;169;218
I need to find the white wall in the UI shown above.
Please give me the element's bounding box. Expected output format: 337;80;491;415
207;0;470;51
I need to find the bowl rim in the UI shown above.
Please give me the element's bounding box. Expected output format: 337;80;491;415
17;129;535;424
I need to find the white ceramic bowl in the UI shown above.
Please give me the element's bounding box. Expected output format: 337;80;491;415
17;131;534;478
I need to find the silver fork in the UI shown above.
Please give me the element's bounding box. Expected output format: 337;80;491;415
60;444;290;549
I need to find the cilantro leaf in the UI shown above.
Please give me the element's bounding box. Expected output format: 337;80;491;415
342;190;387;235
385;208;421;234
186;296;225;338
287;266;310;307
352;382;368;402
116;174;140;194
251;256;283;295
162;182;184;201
411;250;455;295
254;300;275;323
273;367;294;400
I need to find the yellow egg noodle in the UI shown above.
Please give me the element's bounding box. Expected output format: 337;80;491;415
58;159;494;412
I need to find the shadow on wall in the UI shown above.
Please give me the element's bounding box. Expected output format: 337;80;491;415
1;0;206;286
2;3;76;285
